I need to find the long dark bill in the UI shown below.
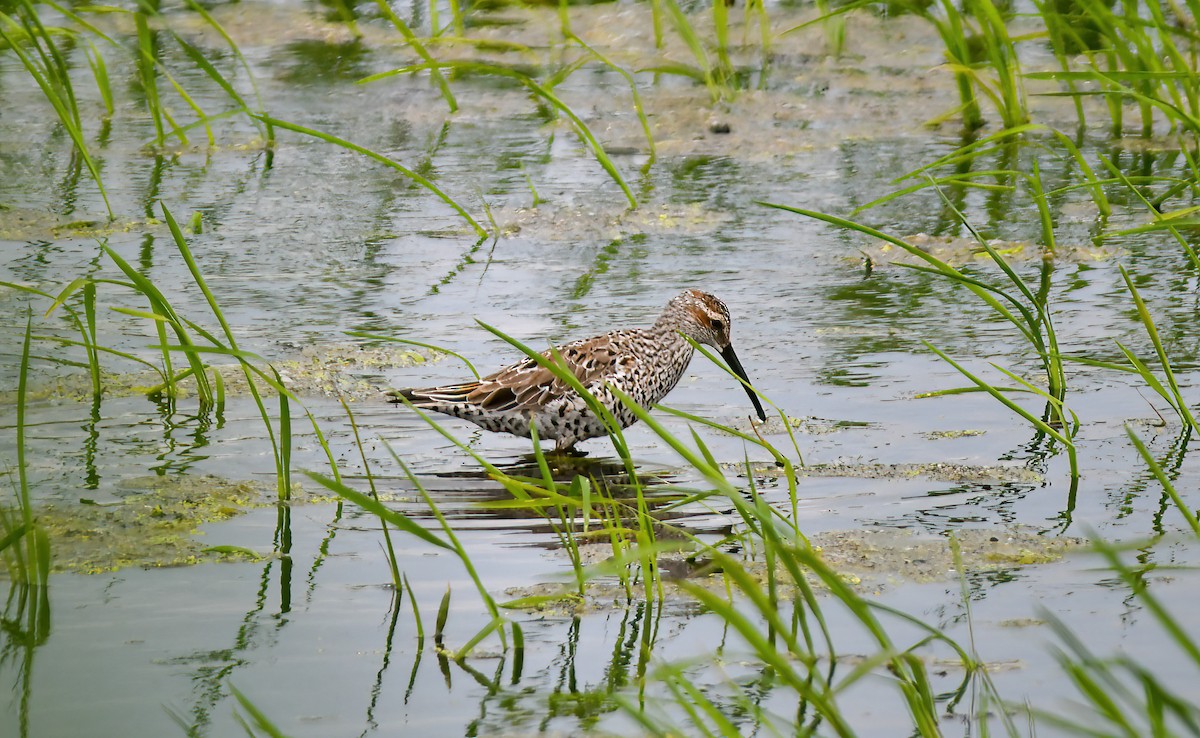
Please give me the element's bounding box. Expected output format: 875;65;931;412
721;345;767;421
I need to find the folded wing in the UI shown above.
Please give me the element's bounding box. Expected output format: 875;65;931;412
393;335;625;412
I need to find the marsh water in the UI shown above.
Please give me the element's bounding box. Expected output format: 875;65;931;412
3;0;1200;735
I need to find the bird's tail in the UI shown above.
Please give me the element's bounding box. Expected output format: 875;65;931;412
388;383;480;406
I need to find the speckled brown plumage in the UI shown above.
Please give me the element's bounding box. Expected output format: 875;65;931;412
391;289;766;451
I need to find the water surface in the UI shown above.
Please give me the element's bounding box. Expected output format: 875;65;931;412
3;0;1200;734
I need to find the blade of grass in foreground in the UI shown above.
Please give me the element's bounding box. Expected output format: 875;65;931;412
1098;153;1200;270
763;197;1078;450
160;203;297;496
101;243;214;402
228;683;292;738
924;341;1078;479
759;201;1018;314
340;394;402;587
1034;534;1200;734
306;443;514;657
304;470;454;551
931;175;1068;403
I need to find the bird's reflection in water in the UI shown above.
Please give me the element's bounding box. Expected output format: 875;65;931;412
432;452;674;495
418;453;738;559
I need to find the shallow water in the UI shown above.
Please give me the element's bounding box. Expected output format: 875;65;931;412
3;0;1200;735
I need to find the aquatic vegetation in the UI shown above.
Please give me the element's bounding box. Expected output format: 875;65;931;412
0;0;111;217
3;0;1200;734
362;60;639;209
789;0;1199;140
1;319;50;589
25;475;272;574
1033;0;1200;138
1034;534;1200;736
764;198;1082;488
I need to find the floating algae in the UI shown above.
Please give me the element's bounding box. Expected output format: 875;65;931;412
0;343;435;405
504;526;1082;615
18;474;271;575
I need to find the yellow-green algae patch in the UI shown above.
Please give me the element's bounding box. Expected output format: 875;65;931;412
493;201;736;242
19;474;271;575
732;459;1043;484
1;343;436;405
923;429;988;440
857;233;1126;268
805;527;1081;590
728;415;874;436
0;205;161;241
3;475;419;576
503;526;1081;616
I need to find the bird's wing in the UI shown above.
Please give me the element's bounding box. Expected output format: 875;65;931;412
461;333;628;412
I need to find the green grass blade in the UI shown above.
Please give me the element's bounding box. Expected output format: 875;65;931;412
1126;427;1200;535
304;471;453;551
1119;265;1200;433
257;115;487;236
364;62;637;208
371;0;457;111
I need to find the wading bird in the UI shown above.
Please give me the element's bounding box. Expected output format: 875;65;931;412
391;289;766;452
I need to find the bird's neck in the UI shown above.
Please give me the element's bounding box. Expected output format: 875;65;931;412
651;306;686;334
628;325;695;407
647;320;692;349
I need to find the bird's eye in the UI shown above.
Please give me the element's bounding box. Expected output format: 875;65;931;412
711;318;725;332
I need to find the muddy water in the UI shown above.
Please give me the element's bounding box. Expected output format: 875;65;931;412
3;0;1200;735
